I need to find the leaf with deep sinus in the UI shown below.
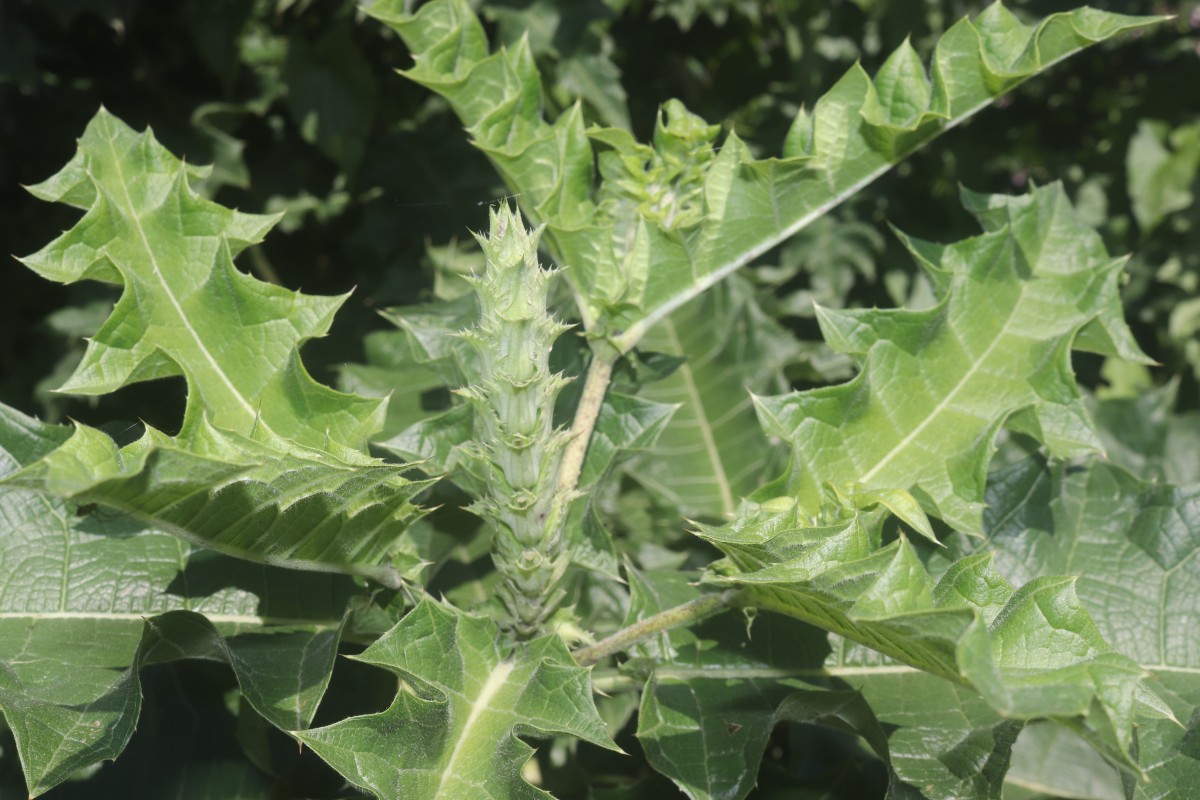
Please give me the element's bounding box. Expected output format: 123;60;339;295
296;599;618;800
754;183;1151;533
365;0;1161;348
11;108;426;582
21;108;380;456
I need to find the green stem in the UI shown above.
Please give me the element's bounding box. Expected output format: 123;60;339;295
572;589;740;667
556;342;618;496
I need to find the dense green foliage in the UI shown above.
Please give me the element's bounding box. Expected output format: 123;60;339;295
1;1;1198;799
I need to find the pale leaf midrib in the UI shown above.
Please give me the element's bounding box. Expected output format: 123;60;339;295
52;493;71;612
1001;774;1114;800
434;660;515;799
652;662;1200;680
662;317;735;516
101;118;271;440
652;664;920;681
615;160;898;352
1145;664;1200;675
859;313;1011;485
40;691;112;792
57;486;399;583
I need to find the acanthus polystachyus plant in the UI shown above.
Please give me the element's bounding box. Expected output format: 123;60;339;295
2;2;1197;800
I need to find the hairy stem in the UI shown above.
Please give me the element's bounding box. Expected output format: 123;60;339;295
573;589;740;667
556;343;618;495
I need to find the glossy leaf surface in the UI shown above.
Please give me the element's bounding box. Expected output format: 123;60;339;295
973;458;1200;800
693;186;1167;783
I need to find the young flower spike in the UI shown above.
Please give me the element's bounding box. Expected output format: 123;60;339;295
457;205;576;638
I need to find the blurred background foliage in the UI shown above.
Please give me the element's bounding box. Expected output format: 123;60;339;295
1;0;1197;797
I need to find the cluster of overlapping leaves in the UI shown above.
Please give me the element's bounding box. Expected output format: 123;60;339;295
1;1;1197;799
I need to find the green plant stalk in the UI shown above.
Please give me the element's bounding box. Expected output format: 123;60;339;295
573;589;740;667
460;206;576;638
556;342;618;496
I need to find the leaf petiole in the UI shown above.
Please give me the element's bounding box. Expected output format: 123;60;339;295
556;341;620;497
573;588;740;667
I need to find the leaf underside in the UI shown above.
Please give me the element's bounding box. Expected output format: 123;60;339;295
626;276;797;518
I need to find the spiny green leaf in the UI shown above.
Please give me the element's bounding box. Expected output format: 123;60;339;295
365;0;596;234
630;576;1022;800
296;599;618;800
821;453;1200;799
485;0;630;131
754;183;1149;533
577;391;678;491
365;0;1163;348
21;108;381;458
6;418;429;587
337;329;449;442
382;403;484;490
561;389;679;578
376;291;480;388
0;403;361;798
738;452;1200;797
12;108;428;582
370;295;483;492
